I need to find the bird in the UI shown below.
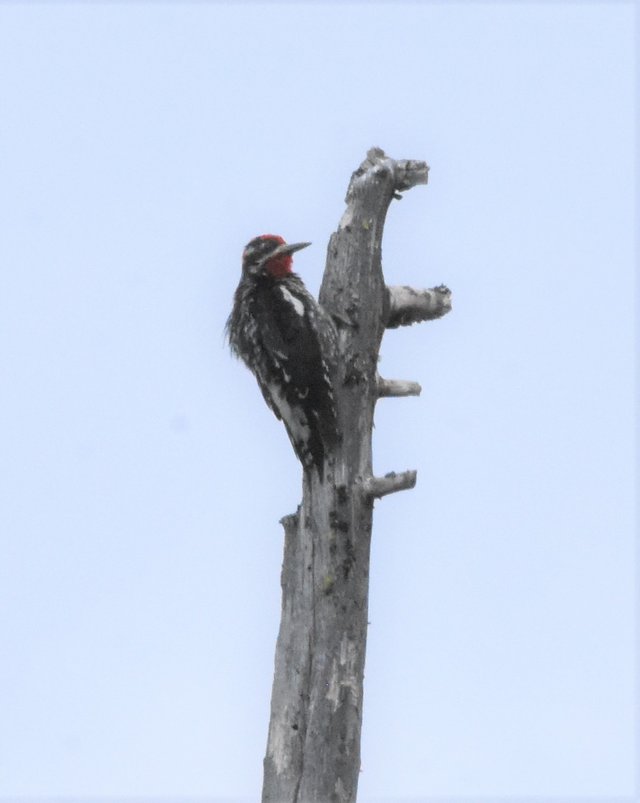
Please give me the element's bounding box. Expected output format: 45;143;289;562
226;234;339;477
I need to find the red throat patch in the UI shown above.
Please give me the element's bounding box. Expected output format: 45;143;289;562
265;254;293;278
261;234;292;278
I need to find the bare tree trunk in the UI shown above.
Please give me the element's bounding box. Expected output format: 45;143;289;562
262;148;452;803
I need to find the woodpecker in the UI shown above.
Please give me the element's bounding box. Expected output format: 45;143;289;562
226;234;339;477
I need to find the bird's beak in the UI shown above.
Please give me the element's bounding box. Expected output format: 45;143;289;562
272;241;311;257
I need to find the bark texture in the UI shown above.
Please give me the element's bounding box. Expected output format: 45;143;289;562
262;148;451;803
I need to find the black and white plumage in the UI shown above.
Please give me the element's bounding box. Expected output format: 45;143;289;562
226;235;338;476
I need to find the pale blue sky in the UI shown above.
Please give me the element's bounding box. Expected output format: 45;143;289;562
0;2;636;800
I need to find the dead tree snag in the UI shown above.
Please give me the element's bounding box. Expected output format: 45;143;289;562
261;147;452;803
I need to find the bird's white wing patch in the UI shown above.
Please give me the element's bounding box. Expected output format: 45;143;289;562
279;285;306;317
266;381;313;465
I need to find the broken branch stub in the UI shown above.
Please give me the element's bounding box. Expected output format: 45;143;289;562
363;471;418;499
376;376;422;398
386;284;452;328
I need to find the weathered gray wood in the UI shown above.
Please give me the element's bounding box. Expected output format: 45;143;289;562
362;471;418;499
386;284;452;328
376;376;422;398
262;148;450;803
